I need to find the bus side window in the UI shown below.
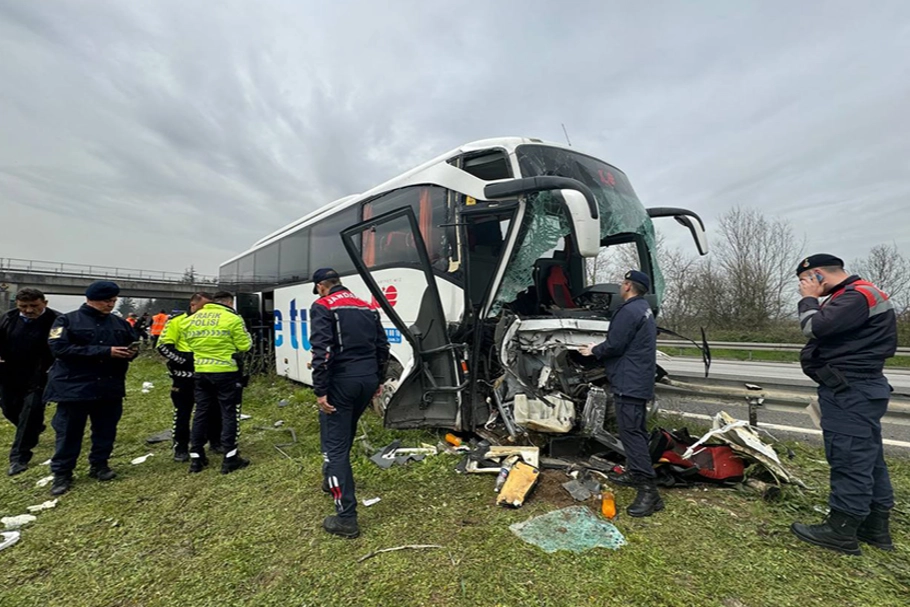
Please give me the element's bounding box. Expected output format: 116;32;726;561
361;186;447;269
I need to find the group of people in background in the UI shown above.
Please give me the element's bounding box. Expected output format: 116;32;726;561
0;281;251;496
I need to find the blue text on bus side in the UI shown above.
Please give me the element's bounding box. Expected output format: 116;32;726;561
273;299;311;350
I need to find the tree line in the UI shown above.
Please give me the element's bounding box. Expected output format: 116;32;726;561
589;206;910;343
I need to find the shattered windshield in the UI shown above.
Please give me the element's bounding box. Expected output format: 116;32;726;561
493;145;663;311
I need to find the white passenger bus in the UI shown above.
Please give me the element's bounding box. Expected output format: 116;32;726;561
221;137;708;433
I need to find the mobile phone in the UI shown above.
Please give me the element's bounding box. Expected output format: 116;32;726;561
815;272;824;282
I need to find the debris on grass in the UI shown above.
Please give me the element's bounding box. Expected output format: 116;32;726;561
145;429;173;444
510;506;625;553
26;499;58;513
0;531;20;552
358;544;443;563
369;440;437;469
35;475;55;488
131;453;154;465
362;497;381;507
497;461;539;508
2;514;37;529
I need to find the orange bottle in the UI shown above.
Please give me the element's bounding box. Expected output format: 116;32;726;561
601;491;617;519
444;433;462;447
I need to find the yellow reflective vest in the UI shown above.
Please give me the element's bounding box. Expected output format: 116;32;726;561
159;313;191;352
183;303;252;374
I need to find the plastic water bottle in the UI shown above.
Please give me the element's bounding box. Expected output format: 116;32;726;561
601;491;617;520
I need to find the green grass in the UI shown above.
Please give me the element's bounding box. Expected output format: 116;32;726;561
1;355;909;606
663;347;910;368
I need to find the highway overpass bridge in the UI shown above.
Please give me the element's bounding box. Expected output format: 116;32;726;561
1;257;217;309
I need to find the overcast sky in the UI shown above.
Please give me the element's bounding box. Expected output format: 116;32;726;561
2;0;909;284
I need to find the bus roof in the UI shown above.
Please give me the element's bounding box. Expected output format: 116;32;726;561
222;136;571;267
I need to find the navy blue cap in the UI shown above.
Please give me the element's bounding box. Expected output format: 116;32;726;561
85;280;120;301
312;268;340;294
796;254;844;276
624;270;651;293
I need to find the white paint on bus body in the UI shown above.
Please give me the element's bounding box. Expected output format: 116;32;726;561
271;268;464;386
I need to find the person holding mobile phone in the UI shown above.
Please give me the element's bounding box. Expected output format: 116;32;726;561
791;254;898;555
43;281;138;495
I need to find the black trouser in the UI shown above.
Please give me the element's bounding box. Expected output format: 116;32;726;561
818;378;894;518
1;382;47;465
50;399;123;476
170;377;221;451
615;395;655;480
321;375;377;519
191;372;242;458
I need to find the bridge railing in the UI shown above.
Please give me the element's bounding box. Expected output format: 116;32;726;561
0;257;217;284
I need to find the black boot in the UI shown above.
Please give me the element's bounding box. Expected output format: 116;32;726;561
50;473;73;496
323;515;360;539
790;510;862;555
857;508;894;551
608;470;639;487
88;464;117;481
173;447;190;463
221;455;250;475
322;477;331;494
7;462;28;476
627;479;664;517
188;453;209;473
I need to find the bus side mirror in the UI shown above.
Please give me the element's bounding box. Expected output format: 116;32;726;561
647;207;709;256
557;189;600;257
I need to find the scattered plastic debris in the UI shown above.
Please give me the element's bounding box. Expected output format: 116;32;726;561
27;499;58;513
0;531;20;552
369;441;437;469
131;453;154;465
146;429;173;444
278;399;289;408
497;461;539;508
40;459;51;466
142;382;154;390
362;497;381;507
239;414;252;421
562;479;594;502
35;475;55;488
510;506;626;553
2;514;37;530
274;420;284;428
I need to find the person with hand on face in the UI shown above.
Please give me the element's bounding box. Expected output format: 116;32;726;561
44;281;138;495
0;289;60;476
579;270;662;517
309;268;390;539
790;254;898;555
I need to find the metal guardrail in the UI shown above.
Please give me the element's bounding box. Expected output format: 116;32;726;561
659;339;910;357
0;257;217;284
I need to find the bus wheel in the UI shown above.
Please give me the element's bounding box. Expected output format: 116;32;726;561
372;360;403;417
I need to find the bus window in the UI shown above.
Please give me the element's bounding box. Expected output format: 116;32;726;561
220;261;239;285
362;186;448;267
238;254;255;283
278;227;310;283
310;207;359;275
465;212;512;306
254;243;279;283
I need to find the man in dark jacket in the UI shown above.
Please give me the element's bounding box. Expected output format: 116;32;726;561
790;254;898;555
44;281;138;495
310;268;390;538
0;288;60;475
580;270;662;517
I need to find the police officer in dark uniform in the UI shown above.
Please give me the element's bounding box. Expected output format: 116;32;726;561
790;254;897;554
44;281;138;495
0;288;60;476
580;270;662;517
310;268;390;538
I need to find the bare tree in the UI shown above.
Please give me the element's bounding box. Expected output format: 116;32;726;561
853;243;910;314
712;207;805;328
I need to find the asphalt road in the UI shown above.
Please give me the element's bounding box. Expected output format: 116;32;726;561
656;358;910;455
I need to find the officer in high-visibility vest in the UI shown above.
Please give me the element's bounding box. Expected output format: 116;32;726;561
184;291;252;474
150;310;169;348
790;254;898;555
157;292;223;461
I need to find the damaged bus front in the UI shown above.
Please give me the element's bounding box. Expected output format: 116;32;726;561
340;142;709;440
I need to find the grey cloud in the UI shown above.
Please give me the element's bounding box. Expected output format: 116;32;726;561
1;0;908;278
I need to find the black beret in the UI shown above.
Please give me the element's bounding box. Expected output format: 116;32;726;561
796;254;844;276
85;280;120;301
624;270;651;293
